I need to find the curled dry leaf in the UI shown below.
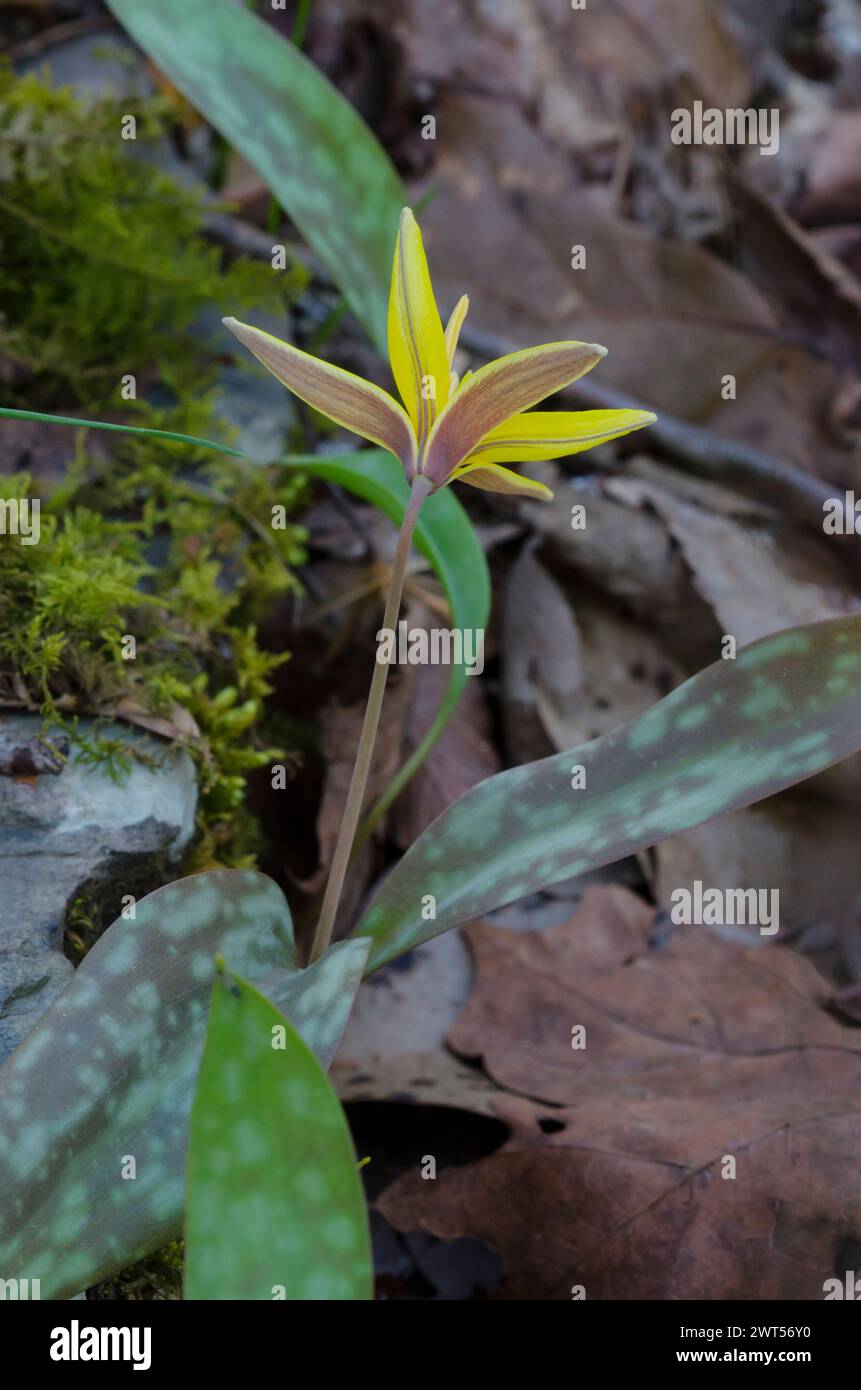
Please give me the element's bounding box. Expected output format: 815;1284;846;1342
502;544;687;761
526;478;720;670
654;800;861;962
608;468;861;803
605;474;861;648
111;698;201;742
502;546;583;765
334;933;504;1119
728;173;861;377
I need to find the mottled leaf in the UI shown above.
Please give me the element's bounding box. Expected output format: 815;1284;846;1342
185;964;372;1301
0;870;369;1299
280;450;491;834
356;615;861;971
105;0;405;355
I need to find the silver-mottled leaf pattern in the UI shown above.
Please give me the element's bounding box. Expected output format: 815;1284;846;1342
185;965;372;1300
356;616;861;971
0;870;368;1298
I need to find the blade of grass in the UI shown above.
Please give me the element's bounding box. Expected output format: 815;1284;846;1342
0;406;242;456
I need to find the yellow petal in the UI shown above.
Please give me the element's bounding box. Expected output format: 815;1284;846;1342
463;408;657;468
223;317;416;471
423;340;606;486
444;294;469;366
387;208;451;442
455;463;554;501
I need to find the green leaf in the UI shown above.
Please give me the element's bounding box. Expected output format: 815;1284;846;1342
0;406;242;456
104;0;405;355
185;962;372;1301
280;450;491;835
0;870;368;1299
356;615;861;971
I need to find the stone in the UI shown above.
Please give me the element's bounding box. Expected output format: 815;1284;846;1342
0;714;197;1066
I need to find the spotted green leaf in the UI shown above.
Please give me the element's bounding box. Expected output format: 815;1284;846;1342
280;450;491;838
356;615;861;971
185;963;372;1301
104;0;405;356
0;870;369;1299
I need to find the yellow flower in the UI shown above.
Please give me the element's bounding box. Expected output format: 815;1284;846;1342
224;208;655;501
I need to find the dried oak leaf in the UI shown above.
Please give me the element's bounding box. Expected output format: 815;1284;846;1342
378;886;861;1299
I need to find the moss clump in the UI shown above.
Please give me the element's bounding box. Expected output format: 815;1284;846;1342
0;67;310;864
0;63;305;408
0;458;306;862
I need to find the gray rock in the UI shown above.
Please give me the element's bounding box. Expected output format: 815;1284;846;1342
211;364;295;463
16;29;216;188
16;31;147;100
0;714;197;1065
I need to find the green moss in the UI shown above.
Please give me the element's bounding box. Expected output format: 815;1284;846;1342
0;68;311;864
88;1242;184;1301
64;892;103;962
0;63;305;409
0;458;307;863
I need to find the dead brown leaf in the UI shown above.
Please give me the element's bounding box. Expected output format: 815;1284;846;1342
502;546;582;764
655;801;861;965
502;543;686;759
333;930;505;1117
378;887;861;1299
561;0;752;109
606;466;861;806
606;472;861;647
526;477;721;670
728;172;861;375
110;698;201;742
795;111;861;229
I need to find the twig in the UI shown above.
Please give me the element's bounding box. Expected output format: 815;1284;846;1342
203;212;316;275
6;16;111;61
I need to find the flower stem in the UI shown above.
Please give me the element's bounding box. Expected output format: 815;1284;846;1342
309;473;433;963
